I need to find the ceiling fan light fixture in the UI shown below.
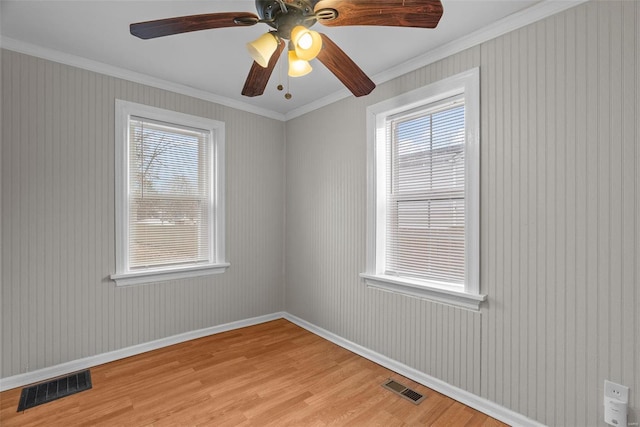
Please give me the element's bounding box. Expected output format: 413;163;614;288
290;25;322;61
246;32;279;68
288;50;312;77
129;0;444;99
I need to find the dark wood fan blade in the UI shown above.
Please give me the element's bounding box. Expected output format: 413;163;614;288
130;12;259;39
315;0;443;28
242;39;285;97
315;33;375;97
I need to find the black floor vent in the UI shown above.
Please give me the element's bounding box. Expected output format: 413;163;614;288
17;370;92;412
382;379;426;404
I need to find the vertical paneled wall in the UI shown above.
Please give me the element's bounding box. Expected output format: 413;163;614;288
285;46;484;395
285;2;639;426
0;50;286;378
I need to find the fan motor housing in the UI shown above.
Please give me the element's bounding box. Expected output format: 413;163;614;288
256;0;319;38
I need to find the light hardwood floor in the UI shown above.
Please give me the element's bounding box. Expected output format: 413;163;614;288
0;319;507;426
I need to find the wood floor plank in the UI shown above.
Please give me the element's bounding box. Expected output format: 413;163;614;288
0;319;508;426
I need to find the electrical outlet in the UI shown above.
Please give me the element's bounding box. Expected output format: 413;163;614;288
605;380;630;404
604;380;630;426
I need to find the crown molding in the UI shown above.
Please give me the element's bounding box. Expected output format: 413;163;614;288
284;0;588;121
1;0;587;123
373;0;589;89
0;36;286;122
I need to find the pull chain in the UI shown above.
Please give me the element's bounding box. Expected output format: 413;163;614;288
285;74;292;99
274;46;292;100
277;50;284;92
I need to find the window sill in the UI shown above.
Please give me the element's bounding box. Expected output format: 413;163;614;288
359;273;486;311
111;263;230;287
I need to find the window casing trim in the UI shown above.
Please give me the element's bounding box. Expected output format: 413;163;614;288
112;100;227;286
363;68;485;310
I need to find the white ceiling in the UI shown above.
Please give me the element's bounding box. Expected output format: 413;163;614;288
1;1;575;119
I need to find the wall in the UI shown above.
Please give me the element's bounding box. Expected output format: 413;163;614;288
285;2;639;426
0;50;286;378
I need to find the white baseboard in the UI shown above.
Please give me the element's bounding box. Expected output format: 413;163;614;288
284;313;545;427
1;311;541;427
0;312;285;392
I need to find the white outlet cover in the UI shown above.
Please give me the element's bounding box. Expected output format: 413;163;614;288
605;380;630;404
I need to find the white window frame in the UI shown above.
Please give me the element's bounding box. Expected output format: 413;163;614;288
360;68;485;310
111;100;229;286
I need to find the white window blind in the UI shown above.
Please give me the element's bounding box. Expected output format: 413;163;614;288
128;117;213;270
385;97;465;286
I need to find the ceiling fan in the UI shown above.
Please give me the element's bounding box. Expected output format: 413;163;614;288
130;0;443;99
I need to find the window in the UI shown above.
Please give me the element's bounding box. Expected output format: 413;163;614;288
112;100;228;286
361;68;485;310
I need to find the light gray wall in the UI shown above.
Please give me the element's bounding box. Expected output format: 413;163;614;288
2;1;639;426
285;2;639;426
0;49;286;378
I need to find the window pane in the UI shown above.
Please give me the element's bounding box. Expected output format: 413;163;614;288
128;118;211;269
386;100;465;285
